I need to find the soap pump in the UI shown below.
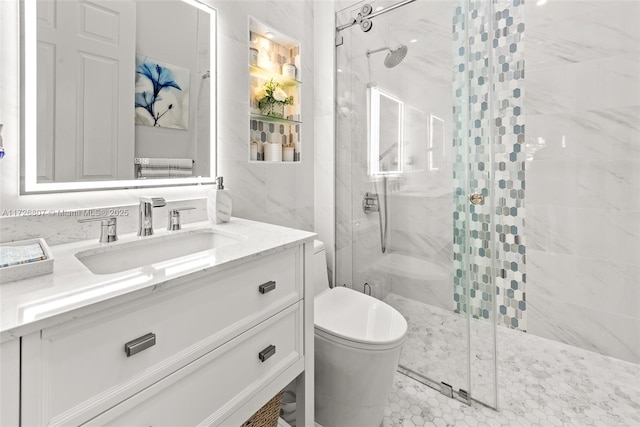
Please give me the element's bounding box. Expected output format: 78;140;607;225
207;176;232;224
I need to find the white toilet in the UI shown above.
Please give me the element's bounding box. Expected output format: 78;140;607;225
313;240;407;427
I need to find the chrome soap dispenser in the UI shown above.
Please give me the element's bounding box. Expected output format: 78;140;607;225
207;176;232;224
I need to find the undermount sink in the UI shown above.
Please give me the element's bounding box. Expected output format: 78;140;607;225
75;229;243;275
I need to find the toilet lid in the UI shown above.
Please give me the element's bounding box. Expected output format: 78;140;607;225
314;287;407;349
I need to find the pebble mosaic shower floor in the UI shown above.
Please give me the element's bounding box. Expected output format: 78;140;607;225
383;293;640;427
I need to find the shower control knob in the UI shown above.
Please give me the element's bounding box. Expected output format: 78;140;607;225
469;193;484;205
362;192;379;213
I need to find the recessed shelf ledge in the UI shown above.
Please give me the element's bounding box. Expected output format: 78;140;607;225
250;65;301;87
250;113;302;125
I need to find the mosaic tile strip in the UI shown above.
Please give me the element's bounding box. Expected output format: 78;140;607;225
452;0;526;331
250;120;300;146
452;2;471;316
491;0;526;330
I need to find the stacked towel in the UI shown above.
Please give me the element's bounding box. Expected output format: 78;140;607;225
138;168;193;178
0;243;46;268
137;158;193;179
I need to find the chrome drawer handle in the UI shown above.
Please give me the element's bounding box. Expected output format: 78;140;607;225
258;280;276;294
124;333;156;357
258;345;276;362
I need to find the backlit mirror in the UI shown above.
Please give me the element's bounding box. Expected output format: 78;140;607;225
22;0;217;193
368;86;403;175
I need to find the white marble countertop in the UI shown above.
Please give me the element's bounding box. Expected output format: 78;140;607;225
0;218;315;343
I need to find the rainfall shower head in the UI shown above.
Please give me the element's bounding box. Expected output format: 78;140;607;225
385;44;408;68
366;44;408;68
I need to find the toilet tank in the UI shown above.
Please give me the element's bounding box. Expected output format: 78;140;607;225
313;240;329;296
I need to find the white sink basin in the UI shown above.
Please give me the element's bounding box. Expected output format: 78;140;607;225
75;229;243;275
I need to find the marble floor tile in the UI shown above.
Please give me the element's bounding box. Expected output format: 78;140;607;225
384;293;640;427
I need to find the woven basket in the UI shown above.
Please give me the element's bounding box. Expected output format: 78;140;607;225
240;392;283;427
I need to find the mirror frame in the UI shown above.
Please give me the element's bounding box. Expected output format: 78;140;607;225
368;86;404;176
21;0;217;193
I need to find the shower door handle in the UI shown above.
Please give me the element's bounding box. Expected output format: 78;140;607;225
469;193;484;205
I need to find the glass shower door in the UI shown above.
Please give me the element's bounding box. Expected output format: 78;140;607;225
334;0;499;408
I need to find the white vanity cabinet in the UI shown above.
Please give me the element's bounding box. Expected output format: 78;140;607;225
0;340;20;426
16;243;314;426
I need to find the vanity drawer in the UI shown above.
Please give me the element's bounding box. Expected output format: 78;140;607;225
21;248;301;426
88;302;303;426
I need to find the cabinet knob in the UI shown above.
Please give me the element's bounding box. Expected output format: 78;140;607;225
124;333;156;357
258;280;276;294
258;344;276;362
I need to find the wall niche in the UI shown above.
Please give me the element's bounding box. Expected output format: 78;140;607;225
249;19;301;163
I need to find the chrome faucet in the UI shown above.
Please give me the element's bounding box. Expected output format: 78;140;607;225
78;216;118;243
138;197;166;236
167;206;196;231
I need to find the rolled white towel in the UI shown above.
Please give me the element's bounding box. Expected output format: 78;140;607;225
138;158;193;169
139;168;193;178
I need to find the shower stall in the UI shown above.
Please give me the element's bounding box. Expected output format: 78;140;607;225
334;0;640;410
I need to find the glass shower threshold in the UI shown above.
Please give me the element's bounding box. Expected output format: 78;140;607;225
396;365;472;405
396;365;500;411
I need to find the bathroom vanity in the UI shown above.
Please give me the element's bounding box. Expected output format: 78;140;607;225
0;218;315;426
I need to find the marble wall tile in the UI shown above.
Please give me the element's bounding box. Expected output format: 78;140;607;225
525;0;640;361
526;1;640;69
528;249;640;319
264;206;314;233
335;38;354;256
335;246;353;289
214;2;267;45
217;99;252;162
352;220;386;291
216;32;251;105
209;0;316;230
217;160;268;223
313;1;337;283
266;162;314;213
527;157;640;211
389;229;450;266
526;54;640;115
335;199;352;252
527;205;640;266
525;106;640;161
386;255;452;312
528;294;640;364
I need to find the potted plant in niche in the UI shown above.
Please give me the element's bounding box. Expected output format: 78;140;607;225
255;78;293;118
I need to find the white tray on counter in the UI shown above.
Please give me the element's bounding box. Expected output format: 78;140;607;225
0;238;54;284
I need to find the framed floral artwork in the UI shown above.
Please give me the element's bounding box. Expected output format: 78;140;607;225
135;55;190;129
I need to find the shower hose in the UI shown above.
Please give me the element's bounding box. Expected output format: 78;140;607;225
374;176;388;253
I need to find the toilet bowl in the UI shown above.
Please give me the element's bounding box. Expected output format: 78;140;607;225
313;240;407;427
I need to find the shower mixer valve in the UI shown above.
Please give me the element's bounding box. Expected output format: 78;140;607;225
362;192;379;213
